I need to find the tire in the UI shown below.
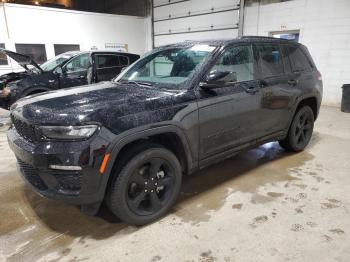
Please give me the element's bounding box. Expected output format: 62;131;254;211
107;144;182;226
279;105;314;152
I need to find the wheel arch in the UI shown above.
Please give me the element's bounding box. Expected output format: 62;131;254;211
103;125;196;182
295;96;319;120
284;95;319;135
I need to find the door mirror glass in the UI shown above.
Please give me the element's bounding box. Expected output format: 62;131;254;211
200;70;237;89
207;70;237;83
54;66;63;75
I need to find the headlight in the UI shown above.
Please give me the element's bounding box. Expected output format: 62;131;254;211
40;125;98;140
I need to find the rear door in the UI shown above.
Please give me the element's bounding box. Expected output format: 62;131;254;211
254;43;296;141
94;54;129;82
198;44;261;162
285;44;316;94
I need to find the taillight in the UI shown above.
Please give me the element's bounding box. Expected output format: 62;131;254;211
317;71;322;81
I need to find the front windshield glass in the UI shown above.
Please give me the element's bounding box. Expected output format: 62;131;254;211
40;53;76;72
116;44;217;88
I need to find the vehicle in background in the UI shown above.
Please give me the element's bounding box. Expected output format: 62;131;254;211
0;49;140;109
7;37;322;225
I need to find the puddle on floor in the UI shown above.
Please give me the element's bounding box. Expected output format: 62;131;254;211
175;142;314;224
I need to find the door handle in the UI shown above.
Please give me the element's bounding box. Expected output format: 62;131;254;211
288;79;298;86
79;75;86;79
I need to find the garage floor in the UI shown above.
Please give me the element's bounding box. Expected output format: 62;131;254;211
0;106;350;262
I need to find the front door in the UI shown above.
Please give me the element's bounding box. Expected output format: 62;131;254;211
60;53;91;88
197;44;261;162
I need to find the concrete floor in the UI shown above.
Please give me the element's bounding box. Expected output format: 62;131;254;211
1;106;350;262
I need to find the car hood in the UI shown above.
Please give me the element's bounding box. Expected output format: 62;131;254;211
0;48;43;73
11;81;185;130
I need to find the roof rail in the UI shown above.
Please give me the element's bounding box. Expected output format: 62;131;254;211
240;35;293;41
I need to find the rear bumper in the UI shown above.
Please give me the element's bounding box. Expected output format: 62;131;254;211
7;126;115;205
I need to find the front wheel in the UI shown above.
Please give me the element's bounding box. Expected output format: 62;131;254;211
107;145;182;226
279;106;314;152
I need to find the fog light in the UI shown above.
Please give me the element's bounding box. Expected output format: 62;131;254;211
49;165;82;171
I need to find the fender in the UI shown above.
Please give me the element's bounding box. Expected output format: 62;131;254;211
102;124;197;181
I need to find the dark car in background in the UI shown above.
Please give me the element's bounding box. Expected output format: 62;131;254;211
0;49;140;108
7;37;322;225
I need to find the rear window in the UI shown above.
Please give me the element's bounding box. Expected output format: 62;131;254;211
287;45;313;72
256;44;284;77
96;55;120;68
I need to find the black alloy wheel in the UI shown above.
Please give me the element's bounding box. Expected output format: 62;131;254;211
127;158;175;216
107;145;182;225
279;106;314;152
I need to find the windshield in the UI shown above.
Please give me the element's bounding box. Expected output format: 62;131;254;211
40;53;77;72
115;44;217;89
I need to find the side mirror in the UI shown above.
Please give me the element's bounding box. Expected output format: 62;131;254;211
54;66;63;76
200;70;237;90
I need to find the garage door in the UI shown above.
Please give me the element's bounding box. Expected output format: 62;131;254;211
152;0;241;47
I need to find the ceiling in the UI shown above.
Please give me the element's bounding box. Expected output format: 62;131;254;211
1;0;150;16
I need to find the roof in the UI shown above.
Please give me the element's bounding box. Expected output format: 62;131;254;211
159;36;301;49
62;50;139;57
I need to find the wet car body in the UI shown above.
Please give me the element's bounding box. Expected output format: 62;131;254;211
0;49;140;109
7;37;322;218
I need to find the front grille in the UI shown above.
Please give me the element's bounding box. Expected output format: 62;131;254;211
54;173;82;192
11;115;37;142
17;158;48;191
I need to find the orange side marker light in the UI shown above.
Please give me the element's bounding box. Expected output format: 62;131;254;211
99;153;110;174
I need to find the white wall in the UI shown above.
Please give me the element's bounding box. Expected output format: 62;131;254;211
0;3;148;74
244;0;350;107
153;0;240;47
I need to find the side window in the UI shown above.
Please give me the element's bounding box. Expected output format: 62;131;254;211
280;45;292;73
210;45;254;83
96;55;120;68
257;44;284;77
119;56;129;67
64;53;91;74
0;44;8;65
287;45;313;72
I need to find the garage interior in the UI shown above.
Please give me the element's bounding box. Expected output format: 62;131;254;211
0;0;350;261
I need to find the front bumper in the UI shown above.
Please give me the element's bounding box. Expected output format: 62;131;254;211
7;126;115;205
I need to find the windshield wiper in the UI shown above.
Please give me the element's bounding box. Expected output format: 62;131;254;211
120;80;153;87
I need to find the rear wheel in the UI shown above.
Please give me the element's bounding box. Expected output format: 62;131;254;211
107;145;182;225
279;105;314;152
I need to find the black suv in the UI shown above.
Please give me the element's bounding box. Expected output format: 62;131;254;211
0;49;139;108
7;37;322;225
